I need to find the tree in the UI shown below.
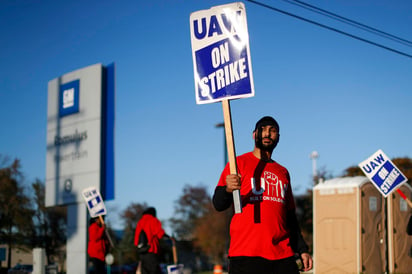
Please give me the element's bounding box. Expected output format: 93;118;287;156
117;202;148;265
169;184;229;266
31;179;67;266
121;202;148;232
312;166;334;185
192;203;229;264
342;165;364;177
169;184;211;240
0;157;34;269
392;157;412;184
295;190;313;252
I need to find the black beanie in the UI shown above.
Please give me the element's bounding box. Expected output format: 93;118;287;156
143;207;157;217
254;116;279;133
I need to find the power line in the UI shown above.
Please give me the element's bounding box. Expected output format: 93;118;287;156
282;0;412;48
290;0;412;47
245;0;412;59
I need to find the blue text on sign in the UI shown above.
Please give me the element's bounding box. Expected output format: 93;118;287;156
193;11;242;40
361;153;385;173
197;40;248;99
371;161;405;194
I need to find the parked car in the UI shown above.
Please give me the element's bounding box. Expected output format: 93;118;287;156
8;264;33;274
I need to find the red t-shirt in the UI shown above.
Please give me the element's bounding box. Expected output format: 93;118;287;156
217;152;296;260
134;214;165;255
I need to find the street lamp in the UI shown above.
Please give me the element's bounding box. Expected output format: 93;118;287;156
310;151;319;184
215;122;227;166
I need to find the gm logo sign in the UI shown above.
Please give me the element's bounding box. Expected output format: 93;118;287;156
59;80;79;117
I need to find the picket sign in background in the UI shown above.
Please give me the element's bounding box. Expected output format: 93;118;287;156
82;186;107;218
359;149;407;197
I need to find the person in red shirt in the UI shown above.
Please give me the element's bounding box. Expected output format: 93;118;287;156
213;116;313;274
88;217;108;274
134;207;167;274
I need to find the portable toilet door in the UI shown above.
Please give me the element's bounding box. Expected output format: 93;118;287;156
313;176;366;273
387;183;412;273
360;180;386;273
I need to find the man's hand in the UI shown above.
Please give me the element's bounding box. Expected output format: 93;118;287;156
225;174;241;193
300;252;313;272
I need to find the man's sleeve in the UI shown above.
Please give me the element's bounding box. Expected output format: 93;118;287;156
213;186;233;211
287;209;309;254
213;164;233;211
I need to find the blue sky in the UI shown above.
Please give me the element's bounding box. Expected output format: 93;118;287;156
1;0;411;232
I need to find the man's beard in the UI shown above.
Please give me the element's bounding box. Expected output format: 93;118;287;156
255;136;277;152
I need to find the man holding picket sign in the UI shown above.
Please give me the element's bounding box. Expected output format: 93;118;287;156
82;186;113;274
213;116;312;273
190;3;312;273
88;216;109;274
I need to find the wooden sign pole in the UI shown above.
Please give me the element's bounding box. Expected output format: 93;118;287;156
222;99;242;213
172;238;178;264
98;215;114;249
